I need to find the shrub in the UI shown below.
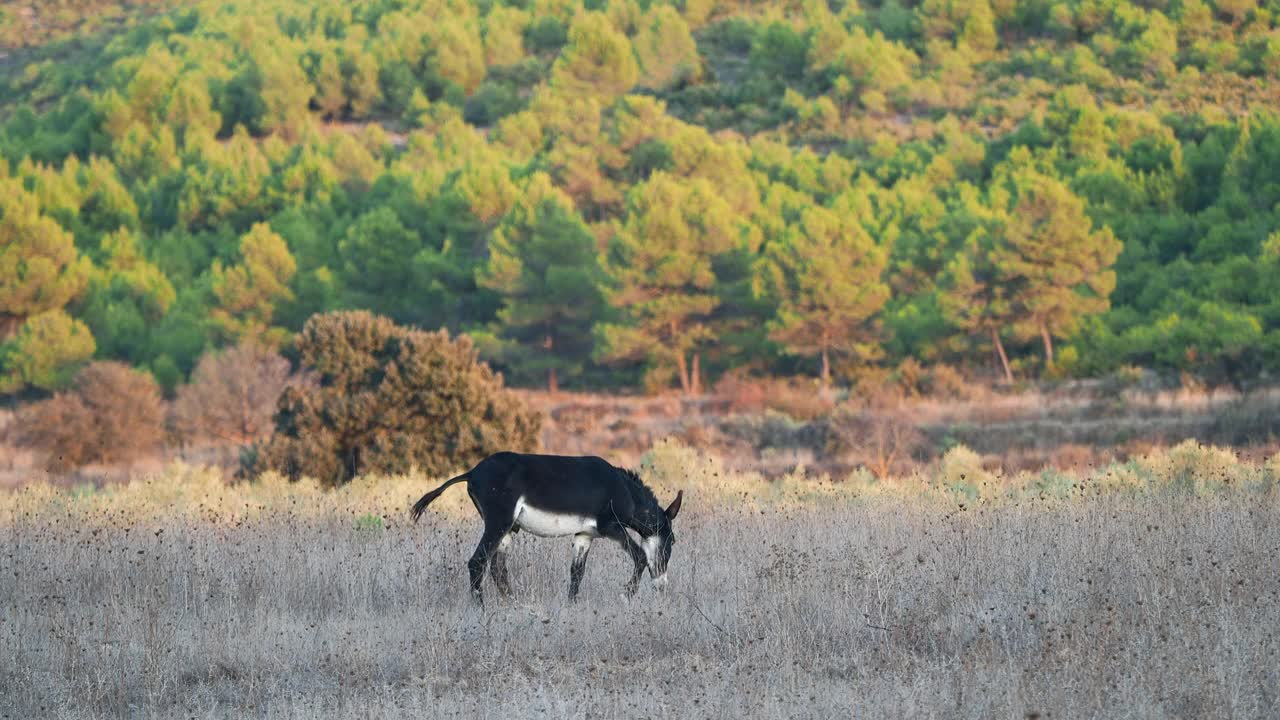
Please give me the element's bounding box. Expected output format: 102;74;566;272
18;361;165;471
1139;440;1254;495
937;444;993;491
170;343;291;445
713;370;835;420
921;363;976;400
244;311;541;484
828;396;926;479
525;16;568;53
462;81;525;126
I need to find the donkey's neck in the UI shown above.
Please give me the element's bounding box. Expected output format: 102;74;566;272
620;472;665;535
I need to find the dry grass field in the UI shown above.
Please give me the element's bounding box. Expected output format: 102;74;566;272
3;441;1279;719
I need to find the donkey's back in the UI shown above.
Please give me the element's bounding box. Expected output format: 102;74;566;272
466;451;637;514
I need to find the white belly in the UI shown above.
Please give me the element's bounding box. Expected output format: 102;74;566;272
513;497;597;538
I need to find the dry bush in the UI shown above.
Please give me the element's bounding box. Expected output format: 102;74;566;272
920;362;977;400
712;368;770;414
721;410;828;454
1141;439;1255;493
17;361;165;471
1049;442;1101;471
894;357;927;396
828;409;925;479
714;371;833;421
245;311;541;484
831;376;927;478
170;343;291;445
846;365;894;401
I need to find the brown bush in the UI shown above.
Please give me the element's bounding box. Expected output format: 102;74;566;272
714;370;834;420
171;343;291;445
829;383;926;478
18;361;165;471
244;311;541;484
920;363;977;401
847;365;895;403
1050;443;1102;472
894;357;927;397
712;368;769;414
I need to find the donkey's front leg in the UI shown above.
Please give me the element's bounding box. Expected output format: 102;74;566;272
603;525;646;597
568;534;593;601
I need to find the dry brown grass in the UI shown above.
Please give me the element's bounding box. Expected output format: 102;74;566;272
3;442;1279;718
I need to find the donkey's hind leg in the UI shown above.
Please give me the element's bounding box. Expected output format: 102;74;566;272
467;523;511;606
490;532;514;598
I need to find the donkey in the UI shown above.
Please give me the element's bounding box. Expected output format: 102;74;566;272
411;452;683;604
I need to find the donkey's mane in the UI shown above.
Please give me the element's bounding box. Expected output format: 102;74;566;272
619;467;659;509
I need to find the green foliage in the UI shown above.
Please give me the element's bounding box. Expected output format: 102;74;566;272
0;310;96;393
989;150;1122;369
354;512;385;534
478;188;609;390
550;12;638;99
598;173;741;394
761;205;891;387
633;6;700;89
245;311;540;485
2;0;1279;394
210;223;297;346
525;16;569;54
0;178;92;342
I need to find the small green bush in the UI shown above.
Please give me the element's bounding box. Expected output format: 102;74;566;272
354;513;384;534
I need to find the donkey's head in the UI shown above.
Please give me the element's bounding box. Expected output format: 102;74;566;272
640;490;683;591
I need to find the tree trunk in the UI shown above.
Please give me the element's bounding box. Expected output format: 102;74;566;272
690;353;701;396
820;346;831;390
0;313;22;342
991;326;1013;385
675;351;690;394
670;321;691;393
1039;322;1055;370
544;333;558;393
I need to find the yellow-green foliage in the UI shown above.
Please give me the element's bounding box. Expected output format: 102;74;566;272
5;0;1280;397
6;440;1275;525
1129;440;1259;495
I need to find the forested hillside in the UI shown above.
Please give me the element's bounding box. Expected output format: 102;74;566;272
2;0;1279;396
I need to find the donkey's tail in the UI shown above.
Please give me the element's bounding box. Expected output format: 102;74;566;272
411;474;469;522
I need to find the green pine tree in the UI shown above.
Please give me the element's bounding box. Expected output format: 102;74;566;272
939;232;1016;383
478;195;608;391
761;205;890;389
0;310;96;393
0;179;91;342
551;12;639;99
210;223;297;346
597;173;739;394
990;151;1122;370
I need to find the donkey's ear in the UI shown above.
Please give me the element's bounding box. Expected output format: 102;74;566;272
665;490;683;520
